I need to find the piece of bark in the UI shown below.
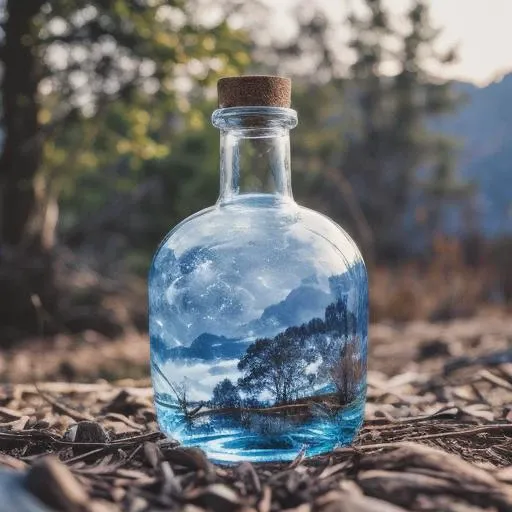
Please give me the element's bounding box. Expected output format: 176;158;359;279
25;456;89;512
358;443;499;488
358;469;512;510
316;490;409;512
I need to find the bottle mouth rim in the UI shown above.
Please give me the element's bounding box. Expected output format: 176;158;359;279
212;106;298;130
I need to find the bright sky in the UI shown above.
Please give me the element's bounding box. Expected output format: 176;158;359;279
264;0;512;85
429;0;512;84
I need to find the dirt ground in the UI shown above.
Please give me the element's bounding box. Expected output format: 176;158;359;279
0;310;511;511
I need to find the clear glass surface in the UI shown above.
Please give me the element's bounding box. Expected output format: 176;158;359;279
149;107;368;463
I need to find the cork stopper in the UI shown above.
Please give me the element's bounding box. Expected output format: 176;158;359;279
218;75;291;108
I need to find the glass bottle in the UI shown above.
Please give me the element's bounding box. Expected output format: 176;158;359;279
149;76;368;463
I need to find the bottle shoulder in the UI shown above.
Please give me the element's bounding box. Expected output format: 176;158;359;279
153;205;216;252
294;205;365;266
152;198;365;272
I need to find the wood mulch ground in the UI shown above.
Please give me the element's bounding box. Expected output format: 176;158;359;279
0;315;511;511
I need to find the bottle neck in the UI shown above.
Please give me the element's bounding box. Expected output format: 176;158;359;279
212;107;297;204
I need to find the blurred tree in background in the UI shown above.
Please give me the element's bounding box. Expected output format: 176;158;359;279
289;0;469;260
0;0;249;338
1;0;248;249
0;0;478;340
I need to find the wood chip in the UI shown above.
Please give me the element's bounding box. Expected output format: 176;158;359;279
186;483;242;511
25;456;89;512
316;492;409;512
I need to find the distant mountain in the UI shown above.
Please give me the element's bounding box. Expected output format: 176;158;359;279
243;283;333;337
168;333;251;361
159;267;365;362
154;271;355;359
434;73;512;235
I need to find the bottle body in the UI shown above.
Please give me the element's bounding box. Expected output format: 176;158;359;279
149;194;368;463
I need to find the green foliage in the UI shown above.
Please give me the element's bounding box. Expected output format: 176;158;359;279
32;0;250;251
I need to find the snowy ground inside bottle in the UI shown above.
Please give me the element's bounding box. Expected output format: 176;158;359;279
154;393;365;463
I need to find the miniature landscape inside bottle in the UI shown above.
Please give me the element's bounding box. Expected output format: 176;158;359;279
149;76;368;463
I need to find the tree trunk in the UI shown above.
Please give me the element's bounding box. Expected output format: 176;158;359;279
0;1;58;342
0;0;44;248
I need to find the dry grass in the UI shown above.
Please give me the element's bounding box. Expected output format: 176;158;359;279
329;336;365;404
369;236;506;323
